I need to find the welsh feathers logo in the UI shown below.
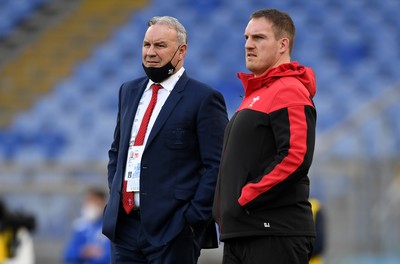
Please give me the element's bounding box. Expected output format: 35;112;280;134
249;96;260;107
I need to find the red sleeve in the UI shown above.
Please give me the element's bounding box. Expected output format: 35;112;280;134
238;105;309;206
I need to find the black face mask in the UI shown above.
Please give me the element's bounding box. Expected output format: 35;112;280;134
142;46;181;83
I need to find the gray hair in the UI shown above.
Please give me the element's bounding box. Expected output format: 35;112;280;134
148;16;188;45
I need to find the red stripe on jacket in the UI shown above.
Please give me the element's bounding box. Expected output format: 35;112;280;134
238;106;308;206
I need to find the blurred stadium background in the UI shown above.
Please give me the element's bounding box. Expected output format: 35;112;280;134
1;0;400;263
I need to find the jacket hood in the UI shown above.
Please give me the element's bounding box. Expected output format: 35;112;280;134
237;62;316;98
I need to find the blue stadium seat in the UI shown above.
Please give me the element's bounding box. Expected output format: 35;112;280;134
0;129;21;160
330;134;360;158
0;0;48;37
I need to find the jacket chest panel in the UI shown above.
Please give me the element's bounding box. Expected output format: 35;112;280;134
238;87;276;114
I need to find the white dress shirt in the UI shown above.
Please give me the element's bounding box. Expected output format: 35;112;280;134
127;67;185;208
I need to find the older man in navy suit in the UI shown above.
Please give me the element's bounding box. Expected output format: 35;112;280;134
102;16;228;264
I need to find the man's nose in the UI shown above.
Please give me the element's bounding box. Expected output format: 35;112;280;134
245;39;253;49
146;45;157;56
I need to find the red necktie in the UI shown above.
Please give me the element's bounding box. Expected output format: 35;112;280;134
122;83;162;214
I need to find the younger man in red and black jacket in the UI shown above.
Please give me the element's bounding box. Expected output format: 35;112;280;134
213;8;317;264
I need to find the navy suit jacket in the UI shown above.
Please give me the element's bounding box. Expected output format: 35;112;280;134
102;72;228;247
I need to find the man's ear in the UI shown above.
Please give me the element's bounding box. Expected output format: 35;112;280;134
279;38;289;54
178;44;188;60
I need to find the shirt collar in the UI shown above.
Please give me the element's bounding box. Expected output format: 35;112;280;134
146;67;185;92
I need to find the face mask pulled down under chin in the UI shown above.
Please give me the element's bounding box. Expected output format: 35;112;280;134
142;62;175;83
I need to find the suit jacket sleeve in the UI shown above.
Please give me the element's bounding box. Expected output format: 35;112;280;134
107;85;123;190
184;89;228;226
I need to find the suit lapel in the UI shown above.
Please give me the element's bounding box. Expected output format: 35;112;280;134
145;73;189;149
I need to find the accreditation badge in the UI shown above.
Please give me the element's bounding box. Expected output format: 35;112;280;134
124;145;144;192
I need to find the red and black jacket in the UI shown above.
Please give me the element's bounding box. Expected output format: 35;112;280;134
213;62;317;240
